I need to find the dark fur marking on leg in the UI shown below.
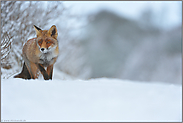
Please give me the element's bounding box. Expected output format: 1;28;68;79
14;62;31;79
37;64;49;80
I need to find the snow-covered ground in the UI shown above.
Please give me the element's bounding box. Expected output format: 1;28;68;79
1;72;182;122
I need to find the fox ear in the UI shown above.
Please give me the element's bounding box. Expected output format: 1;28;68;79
33;25;42;37
48;25;58;39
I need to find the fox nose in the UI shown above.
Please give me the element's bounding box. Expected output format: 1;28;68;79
41;48;44;51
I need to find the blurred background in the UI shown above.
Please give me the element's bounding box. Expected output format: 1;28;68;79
1;1;182;84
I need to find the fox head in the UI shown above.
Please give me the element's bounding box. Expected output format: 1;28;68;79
34;25;58;54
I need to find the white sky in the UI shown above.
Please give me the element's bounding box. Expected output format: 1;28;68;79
63;1;182;29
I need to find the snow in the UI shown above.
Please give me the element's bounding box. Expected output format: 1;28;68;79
1;75;182;122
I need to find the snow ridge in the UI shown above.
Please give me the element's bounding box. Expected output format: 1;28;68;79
1;78;182;122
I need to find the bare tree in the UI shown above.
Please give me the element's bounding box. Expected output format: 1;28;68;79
1;1;90;79
1;1;65;78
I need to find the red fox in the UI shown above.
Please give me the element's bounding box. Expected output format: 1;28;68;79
14;25;59;80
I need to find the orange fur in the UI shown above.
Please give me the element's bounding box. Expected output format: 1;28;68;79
14;25;59;80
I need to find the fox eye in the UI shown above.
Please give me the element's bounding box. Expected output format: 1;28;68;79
38;40;42;45
47;41;51;44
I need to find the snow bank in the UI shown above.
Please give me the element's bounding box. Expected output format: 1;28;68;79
1;78;182;122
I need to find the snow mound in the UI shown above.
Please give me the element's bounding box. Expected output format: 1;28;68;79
1;78;182;122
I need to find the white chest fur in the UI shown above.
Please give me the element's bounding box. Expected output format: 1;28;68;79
38;49;57;66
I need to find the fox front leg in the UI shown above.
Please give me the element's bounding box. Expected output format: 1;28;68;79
47;65;53;80
36;64;49;80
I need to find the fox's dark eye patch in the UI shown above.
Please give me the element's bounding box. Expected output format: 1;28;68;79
38;39;43;45
38;40;42;43
46;39;55;45
46;41;51;44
